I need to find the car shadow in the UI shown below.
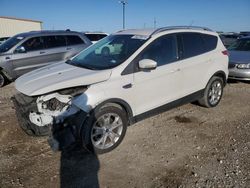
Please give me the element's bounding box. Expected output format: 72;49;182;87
60;144;100;188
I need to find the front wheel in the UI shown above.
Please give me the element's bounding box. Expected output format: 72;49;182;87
198;76;224;108
82;106;128;154
0;72;6;88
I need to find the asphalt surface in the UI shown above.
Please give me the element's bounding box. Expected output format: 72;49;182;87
0;81;249;188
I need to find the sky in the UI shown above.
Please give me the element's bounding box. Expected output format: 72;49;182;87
0;0;250;33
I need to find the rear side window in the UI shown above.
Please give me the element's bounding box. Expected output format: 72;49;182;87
181;33;205;58
66;35;84;45
22;37;44;52
201;34;218;51
180;32;217;59
43;35;66;48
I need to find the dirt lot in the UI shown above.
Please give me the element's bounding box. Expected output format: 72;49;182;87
0;82;249;188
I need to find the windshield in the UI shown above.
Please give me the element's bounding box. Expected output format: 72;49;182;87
67;34;147;70
0;35;25;53
228;38;250;51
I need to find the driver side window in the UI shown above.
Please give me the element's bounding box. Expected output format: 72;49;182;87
21;37;44;52
139;34;178;67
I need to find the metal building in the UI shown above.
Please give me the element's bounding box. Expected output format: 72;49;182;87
0;16;42;38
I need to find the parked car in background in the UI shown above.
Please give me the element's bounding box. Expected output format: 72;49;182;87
220;33;240;48
84;32;108;43
228;36;250;80
239;31;250;38
0;37;10;45
14;26;228;154
0;30;92;87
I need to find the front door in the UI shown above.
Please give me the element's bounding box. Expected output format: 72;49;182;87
11;36;47;77
133;34;182;116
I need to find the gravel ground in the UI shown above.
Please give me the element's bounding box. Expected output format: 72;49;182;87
0;82;249;188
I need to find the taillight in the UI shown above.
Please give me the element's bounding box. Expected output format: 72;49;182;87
222;50;229;56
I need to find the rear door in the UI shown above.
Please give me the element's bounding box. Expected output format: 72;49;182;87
65;35;87;58
177;32;215;96
42;35;68;63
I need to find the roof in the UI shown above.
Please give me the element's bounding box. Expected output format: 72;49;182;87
14;30;82;38
116;26;213;37
116;29;156;36
83;32;109;35
0;16;42;23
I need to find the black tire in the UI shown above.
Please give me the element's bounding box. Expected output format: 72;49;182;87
198;76;224;108
0;72;6;88
81;106;128;154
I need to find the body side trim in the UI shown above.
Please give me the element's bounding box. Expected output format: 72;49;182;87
132;89;204;123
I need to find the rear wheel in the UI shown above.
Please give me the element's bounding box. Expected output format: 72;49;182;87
198;76;224;108
82;106;127;154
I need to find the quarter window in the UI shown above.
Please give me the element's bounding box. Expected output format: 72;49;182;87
201;34;218;51
66;35;84;45
139;35;178;66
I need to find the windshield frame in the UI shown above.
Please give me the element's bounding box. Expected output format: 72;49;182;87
228;38;250;51
0;35;25;53
66;34;149;70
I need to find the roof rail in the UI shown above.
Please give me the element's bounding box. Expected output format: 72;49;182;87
151;26;213;36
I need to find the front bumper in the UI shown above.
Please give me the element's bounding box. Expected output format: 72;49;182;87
228;67;250;81
12;93;40;135
48;110;89;151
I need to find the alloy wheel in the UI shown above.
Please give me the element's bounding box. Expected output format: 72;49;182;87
208;80;222;105
91;113;123;150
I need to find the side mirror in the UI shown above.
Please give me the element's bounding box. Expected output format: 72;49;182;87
15;46;26;53
139;59;157;70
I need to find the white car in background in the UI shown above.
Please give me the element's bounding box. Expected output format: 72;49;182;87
14;26;228;154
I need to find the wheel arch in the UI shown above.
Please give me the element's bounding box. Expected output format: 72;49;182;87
93;98;134;125
0;67;12;81
211;70;227;86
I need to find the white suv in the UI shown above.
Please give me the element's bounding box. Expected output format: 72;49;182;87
14;26;228;154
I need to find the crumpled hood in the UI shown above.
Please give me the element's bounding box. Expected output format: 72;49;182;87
229;50;250;64
15;62;112;96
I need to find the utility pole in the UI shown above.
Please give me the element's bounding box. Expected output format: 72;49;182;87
119;1;127;29
154;17;157;29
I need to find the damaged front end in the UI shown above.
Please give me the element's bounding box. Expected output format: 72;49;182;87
48;110;89;151
13;86;88;136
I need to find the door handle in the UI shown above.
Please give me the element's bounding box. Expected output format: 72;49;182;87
123;83;132;89
170;68;180;73
5;56;10;60
66;47;72;50
40;51;45;54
